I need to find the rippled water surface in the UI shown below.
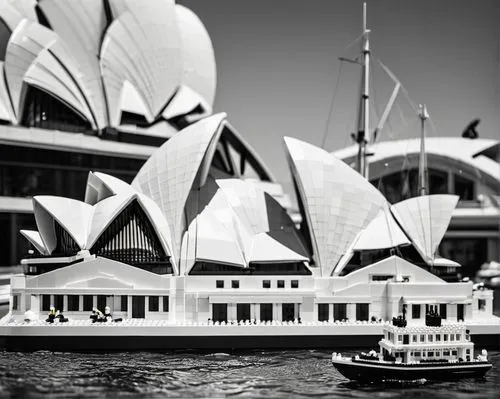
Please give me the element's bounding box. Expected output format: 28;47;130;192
0;349;499;398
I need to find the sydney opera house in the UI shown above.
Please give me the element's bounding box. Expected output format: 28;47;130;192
0;0;498;349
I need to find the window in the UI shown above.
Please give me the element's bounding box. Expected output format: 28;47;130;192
414;351;421;357
121;296;128;312
444;334;448;341
443;351;450;356
450;334;455;341
451;350;457;356
231;280;239;289
97;295;106;311
397;335;403;343
260;304;273;322
54;295;64;312
333;304;347;321
216;280;224;289
428;352;434;357
41;295;51;311
371;275;394;281
478;299;486;311
420;335;425;342
428;334;433;342
412;335;417;343
412;304;421;319
277;280;285;288
262;280;271;289
436;334;441;342
318;304;329;322
163;296;169;312
212;304;227;323
68;295;79;311
466;349;470;354
148;296;159;312
12;294;18;310
83;295;93;311
355;303;369;321
457;304;465;321
456;334;461;341
454;173;474;201
291;280;299;288
439;303;447;319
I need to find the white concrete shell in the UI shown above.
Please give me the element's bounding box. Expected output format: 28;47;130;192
33;196;94;253
0;62;14;122
352;205;410;251
132;113;227;260
249;233;308;264
100;0;181;126
20;229;47;255
162;85;211;121
5;20;96;127
391;194;459;263
175;4;217;107
284;137;387;277
0;0;35;31
194;209;246;267
37;0;107;128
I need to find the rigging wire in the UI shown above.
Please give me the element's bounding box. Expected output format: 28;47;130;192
320;33;364;149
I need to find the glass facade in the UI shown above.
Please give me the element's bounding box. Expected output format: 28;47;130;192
439;238;488;277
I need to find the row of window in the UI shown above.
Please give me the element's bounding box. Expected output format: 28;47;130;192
215;280;300;289
212;303;297;323
317;303;370;322
39;294;169;313
387;331;464;344
410;304;466;320
410;350;463;357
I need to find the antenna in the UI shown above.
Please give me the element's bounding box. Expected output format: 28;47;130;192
418;104;429;196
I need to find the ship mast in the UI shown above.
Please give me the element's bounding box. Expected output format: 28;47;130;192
356;2;371;178
418;104;429;196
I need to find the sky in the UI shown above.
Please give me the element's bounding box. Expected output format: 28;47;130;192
181;0;500;186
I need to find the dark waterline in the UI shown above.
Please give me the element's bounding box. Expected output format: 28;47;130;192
0;349;499;398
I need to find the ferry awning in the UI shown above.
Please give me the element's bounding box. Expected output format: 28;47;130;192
209;296;303;304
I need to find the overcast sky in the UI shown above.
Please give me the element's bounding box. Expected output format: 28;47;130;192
181;0;500;185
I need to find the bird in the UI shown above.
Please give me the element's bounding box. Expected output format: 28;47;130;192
462;119;480;139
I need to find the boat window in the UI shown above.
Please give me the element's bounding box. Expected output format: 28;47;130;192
443;350;450;356
262;280;271;289
318;304;329;322
444;334;448;341
456;334;460;341
411;304;421;319
163;296;169;312
436;334;441;341
398;335;403;343
428;352;434;357
450;334;455;341
478;299;486;311
439;303;447;319
148;296;159;312
452;350;458;356
414;351;421;357
466;349;470;354
216;280;224;289
12;294;18;310
212;304;227;323
277;280;285;288
420;335;425;342
371;275;394;281
291;280;299;288
121;296;128;312
282;303;295;322
260;303;273;322
68;295;79;311
54;295;64;312
412;335;417;343
231;280;240;289
428;334;433;342
355;303;369;321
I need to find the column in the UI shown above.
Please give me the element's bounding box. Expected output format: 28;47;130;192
228;303;237;321
347;303;356;321
329;304;334;322
252;304;260;321
127;296;132;319
63;296;68;312
79;295;83;312
31;295;40;315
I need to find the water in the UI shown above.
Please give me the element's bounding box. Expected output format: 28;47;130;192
0;349;498;398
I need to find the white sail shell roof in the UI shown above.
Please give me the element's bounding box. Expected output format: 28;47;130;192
0;62;14;122
284;136;387;277
100;0;181;126
194;209;246;267
162;85;211;120
20;229;47;255
352;205;410;251
33;196;94;253
249;233;308;264
132;113;227;260
175;4;216;108
391;194;459;263
37;0;107;128
0;0;36;31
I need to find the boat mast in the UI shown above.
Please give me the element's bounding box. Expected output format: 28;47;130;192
356;2;371;178
418;104;429;196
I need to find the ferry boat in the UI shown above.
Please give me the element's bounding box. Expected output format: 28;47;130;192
331;315;492;382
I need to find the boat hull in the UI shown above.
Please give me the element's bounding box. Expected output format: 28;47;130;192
332;359;492;382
